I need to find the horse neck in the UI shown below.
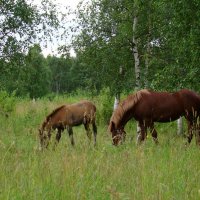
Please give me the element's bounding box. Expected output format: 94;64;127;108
42;119;50;131
113;92;143;129
113;104;132;129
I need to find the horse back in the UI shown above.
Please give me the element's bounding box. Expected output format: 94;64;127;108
65;100;96;125
42;100;96;129
69;100;96;115
134;91;185;122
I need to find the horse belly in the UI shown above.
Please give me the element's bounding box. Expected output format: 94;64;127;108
156;115;180;122
68;116;83;126
72;120;83;126
153;109;182;122
135;101;183;123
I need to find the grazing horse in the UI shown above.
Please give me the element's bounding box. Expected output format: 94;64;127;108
108;89;200;146
39;100;97;149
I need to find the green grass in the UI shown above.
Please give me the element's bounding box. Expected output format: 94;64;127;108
0;97;200;200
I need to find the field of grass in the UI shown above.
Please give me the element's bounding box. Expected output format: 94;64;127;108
0;95;200;200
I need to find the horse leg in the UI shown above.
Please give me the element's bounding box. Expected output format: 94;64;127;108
196;123;200;146
136;121;147;144
186;120;193;144
44;130;52;148
53;128;62;149
92;122;97;146
192;118;200;146
67;126;75;146
186;119;200;145
84;123;92;143
150;124;159;144
38;131;45;150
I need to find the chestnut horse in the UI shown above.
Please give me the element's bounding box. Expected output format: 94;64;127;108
109;89;200;146
39;100;97;149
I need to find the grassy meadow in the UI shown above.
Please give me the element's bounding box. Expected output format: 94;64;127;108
0;93;200;200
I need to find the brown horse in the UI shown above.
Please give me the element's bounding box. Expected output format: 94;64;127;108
39;100;97;149
109;89;200;146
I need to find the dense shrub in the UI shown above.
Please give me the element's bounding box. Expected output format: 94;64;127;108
0;91;16;116
95;88;113;125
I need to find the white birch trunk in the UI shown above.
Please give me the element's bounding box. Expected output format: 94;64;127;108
113;96;120;110
132;8;141;136
132;15;140;91
113;66;122;111
177;117;183;135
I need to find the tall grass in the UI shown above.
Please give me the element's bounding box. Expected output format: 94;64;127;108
0;93;200;200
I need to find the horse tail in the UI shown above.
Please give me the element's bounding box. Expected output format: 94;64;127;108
83;102;96;124
90;103;97;124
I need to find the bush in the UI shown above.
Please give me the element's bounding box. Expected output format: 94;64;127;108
95;88;114;125
0;90;16;116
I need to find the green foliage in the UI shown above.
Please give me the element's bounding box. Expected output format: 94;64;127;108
0;90;16;115
146;0;200;91
95;88;113;125
0;0;64;97
0;0;61;60
46;55;83;94
23;45;51;98
70;0;136;92
66;0;200;92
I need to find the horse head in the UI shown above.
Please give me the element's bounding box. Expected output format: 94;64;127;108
38;121;50;149
109;121;126;146
38;128;46;149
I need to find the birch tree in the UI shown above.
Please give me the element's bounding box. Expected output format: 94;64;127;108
131;1;141;136
132;1;140;91
113;66;123;110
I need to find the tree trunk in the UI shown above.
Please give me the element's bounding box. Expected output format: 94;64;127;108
113;95;120;110
132;5;141;136
144;0;152;89
113;66;124;110
177;117;183;135
132;15;140;91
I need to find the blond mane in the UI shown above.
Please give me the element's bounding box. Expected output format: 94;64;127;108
110;89;150;127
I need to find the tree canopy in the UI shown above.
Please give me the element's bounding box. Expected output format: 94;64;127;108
69;0;200;92
0;0;60;60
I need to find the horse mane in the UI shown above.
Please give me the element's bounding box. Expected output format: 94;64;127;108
122;89;149;112
46;105;66;121
42;105;66;129
110;89;150;127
